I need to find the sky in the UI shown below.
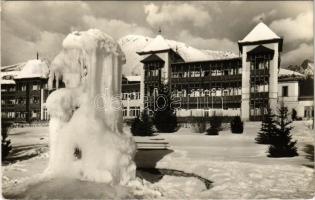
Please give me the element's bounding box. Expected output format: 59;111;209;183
1;1;313;67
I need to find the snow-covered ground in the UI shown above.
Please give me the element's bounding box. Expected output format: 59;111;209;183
2;121;314;199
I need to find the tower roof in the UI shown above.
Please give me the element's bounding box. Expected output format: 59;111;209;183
140;54;165;63
239;22;281;43
138;34;171;54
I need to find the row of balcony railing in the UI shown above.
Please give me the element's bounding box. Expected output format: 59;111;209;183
171;75;242;83
145;95;242;104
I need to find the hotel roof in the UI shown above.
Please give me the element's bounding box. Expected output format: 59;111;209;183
140;34;171;53
239;22;281;43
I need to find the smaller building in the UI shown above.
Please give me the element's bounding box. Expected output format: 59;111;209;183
1;59;50;123
278;69;314;119
121;75;141;120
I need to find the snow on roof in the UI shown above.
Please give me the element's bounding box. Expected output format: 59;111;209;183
1;79;16;84
15;59;49;79
279;68;305;77
125;75;141;82
239;22;280;43
1;62;25;72
1;70;20;84
167;40;210;61
140;34;171;53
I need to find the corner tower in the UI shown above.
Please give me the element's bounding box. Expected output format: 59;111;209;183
238;22;283;121
137;34;184;110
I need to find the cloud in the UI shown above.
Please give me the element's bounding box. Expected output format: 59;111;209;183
178;30;238;53
144;3;211;28
2;1;91;37
281;43;313;66
252;10;276;23
81;15;154;40
1;1;313;66
270;12;313;41
2;30;65;65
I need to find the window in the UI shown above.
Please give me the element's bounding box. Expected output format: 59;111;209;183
7;112;15;118
43;107;50;120
123;107;128;117
32;111;40;118
122;93;128;100
32;84;40;91
304;106;314;118
16;112;26;119
2;112;7;118
31;96;40;104
17;85;26;91
282;86;288;97
9;87;15;92
17;98;26;104
129;106;140;117
8;99;15;104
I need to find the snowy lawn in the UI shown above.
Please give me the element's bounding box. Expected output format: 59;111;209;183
2;121;314;199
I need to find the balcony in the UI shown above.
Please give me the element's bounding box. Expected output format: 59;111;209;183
177;96;241;104
15;91;27;96
15;104;27;111
171;77;202;83
2;104;15;110
250;69;269;76
204;74;242;82
30;90;41;95
250;92;269;99
144;95;241;105
171;74;242;83
144;76;160;82
30;104;41;110
1;92;16;98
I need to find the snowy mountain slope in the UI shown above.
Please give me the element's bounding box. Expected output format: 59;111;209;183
304;62;314;77
118;35;152;76
286;59;314;78
118;35;238;76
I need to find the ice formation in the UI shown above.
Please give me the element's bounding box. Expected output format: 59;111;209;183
45;29;136;184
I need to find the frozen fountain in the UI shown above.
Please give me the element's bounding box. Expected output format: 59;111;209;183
44;29;136;184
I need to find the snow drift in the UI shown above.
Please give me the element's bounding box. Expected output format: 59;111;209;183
45;29;136;184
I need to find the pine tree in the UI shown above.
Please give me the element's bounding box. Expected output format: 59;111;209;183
230;116;244;134
130;110;154;136
206;113;222;135
154;84;177;133
268;105;298;157
255;108;277;144
141;110;154;136
291;109;297;121
130;116;142;136
2;122;12;161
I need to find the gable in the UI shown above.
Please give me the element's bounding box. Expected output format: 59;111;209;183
140;54;165;63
